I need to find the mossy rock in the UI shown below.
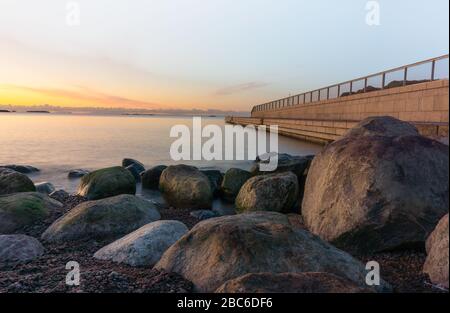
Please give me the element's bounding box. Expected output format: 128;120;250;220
142;165;167;190
0;192;63;233
235;172;299;214
220;168;251;202
41;194;161;242
0;168;36;195
159;165;213;209
77;166;136;200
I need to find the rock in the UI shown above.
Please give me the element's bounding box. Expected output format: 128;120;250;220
77;166;136;200
0;168;36;195
35;182;56;195
94;220;188;267
220;168;251;202
1;165;39;174
345;116;419;138
122;158;145;173
0;192;63;233
0;235;44;266
42;194;161;242
212;205;236;217
251;153;314;206
215;272;373;293
200;170;223;197
302;116;449;254
155;211;390;293
49;189;70;202
141;165;167;189
159;165;213;209
68;169;89;179
423;214;449;288
252;153;313;179
235;172;299;213
190;210;219;221
125;164;142;182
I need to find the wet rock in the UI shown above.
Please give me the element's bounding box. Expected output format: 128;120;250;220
220;168;251;202
42;194;160;242
94;220;188;267
0;168;36;195
0;235;44;266
68;169;89;179
215;272;373;293
49;189;70;203
200;170;223;197
125;164;142;182
1;165;39;174
159;165;212;209
423;214;449;289
0;192;62;233
122;158;145;173
141;165;167;190
235;172;299;213
302;116;449;254
77;166;136;200
35;182;55;195
155;211;390;293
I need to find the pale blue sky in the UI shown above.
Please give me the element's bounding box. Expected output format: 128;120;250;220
0;0;448;111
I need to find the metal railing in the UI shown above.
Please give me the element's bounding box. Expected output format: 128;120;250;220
252;54;449;113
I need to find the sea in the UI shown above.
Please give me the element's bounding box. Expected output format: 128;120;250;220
0;113;323;204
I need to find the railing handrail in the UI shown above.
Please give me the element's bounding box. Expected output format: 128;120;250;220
252;54;449;113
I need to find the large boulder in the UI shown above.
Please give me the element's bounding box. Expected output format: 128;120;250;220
0;168;36;195
35;182;56;195
235;172;299;213
122;158;145;173
215;272;372;293
155;211;390;293
159;165;212;209
77;166;136;200
220;168;251;202
94;220;188;267
0;192;63;233
423;214;449;288
0;234;44;266
41;194;160;242
302;117;449;254
201;170;223;197
141;165;167;189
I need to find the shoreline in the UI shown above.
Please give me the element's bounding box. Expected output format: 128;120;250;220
0;193;440;293
1;117;448;293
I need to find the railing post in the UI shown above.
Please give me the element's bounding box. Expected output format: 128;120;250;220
403;67;408;86
350;81;353;94
381;73;386;89
364;78;368;92
337;84;341;97
327;87;330;100
431;60;436;81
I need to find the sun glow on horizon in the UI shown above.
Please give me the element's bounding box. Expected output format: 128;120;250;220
1;1;448;112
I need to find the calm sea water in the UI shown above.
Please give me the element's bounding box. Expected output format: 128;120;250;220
0;113;322;196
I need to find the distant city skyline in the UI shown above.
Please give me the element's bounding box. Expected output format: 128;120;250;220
1;0;449;111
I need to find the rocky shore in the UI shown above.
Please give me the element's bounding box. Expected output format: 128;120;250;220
0;116;448;293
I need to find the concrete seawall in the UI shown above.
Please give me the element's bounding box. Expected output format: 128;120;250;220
226;80;449;145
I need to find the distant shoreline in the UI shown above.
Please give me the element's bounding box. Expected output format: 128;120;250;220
26;110;51;114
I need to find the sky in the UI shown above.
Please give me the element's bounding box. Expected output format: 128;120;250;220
0;0;448;112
